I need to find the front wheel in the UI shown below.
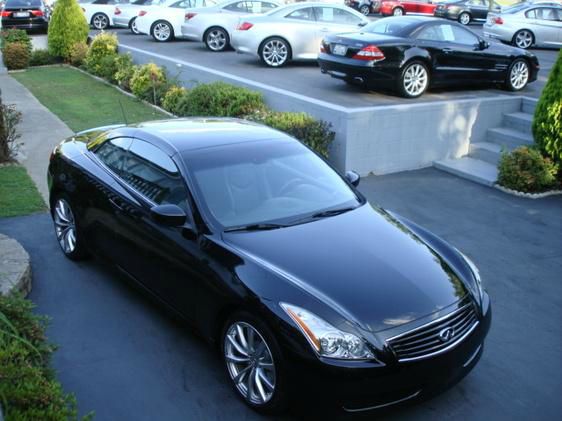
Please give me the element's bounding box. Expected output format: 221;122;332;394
130;17;139;35
360;5;370;15
222;312;288;413
513;29;533;49
259;37;291;67
204;27;229;52
152;20;174;42
392;7;404;16
504;59;529;91
398;61;429;98
458;12;471;25
52;195;88;260
91;13;109;30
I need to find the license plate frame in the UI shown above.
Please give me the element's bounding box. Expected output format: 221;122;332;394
14;11;30;18
332;44;347;56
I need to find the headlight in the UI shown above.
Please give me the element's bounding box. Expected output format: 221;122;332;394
280;303;374;360
460;253;484;299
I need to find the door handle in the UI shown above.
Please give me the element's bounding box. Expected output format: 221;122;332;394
442;48;453;54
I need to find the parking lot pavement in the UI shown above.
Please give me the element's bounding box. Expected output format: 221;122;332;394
102;27;557;109
0;168;560;420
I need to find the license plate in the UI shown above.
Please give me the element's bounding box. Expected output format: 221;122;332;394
332;44;347;56
14;12;30;18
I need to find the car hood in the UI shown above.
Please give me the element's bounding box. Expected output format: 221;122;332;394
223;204;470;332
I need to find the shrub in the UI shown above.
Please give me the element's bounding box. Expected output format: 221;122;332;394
0;29;32;54
69;42;89;67
96;55;119;83
48;0;89;59
0;92;23;163
29;49;59;66
497;146;559;193
162;85;188;114
2;42;30;70
532;50;562;166
250;110;335;158
84;32;118;77
130;62;168;105
114;53;136;91
175;82;266;118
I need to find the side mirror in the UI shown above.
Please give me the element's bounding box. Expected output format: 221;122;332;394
345;170;361;187
478;39;489;50
358;21;367;27
150;204;187;227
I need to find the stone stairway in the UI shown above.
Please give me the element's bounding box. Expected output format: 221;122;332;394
434;98;537;186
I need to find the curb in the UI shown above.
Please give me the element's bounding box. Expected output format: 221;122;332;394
494;184;562;199
0;233;32;297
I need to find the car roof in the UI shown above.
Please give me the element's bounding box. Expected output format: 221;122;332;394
119;118;289;154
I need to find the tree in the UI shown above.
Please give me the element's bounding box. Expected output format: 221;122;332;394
532;49;562;166
0;90;23;163
48;0;89;60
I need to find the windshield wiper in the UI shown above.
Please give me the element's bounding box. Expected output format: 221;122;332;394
311;206;358;219
223;223;287;233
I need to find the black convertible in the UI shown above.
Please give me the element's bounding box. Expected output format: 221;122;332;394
318;16;539;98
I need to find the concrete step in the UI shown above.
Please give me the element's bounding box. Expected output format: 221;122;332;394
503;111;533;134
486;127;534;148
522;97;538;114
469;142;505;165
434;157;498;187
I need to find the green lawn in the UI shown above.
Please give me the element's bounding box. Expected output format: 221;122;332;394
13;66;168;132
0;164;46;217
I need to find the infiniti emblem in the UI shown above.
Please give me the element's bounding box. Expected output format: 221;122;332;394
439;327;455;342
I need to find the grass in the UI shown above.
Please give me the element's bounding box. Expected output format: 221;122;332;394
12;66;167;132
0;164;46;217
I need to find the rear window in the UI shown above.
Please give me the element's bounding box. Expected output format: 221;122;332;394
5;0;42;7
363;17;417;35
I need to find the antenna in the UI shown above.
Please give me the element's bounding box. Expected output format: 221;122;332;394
118;99;128;125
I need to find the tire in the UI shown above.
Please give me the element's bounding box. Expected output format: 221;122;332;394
397;60;430;98
204;26;230;52
221;311;288;414
129;17;139;35
51;194;88;261
259;37;291;68
91;13;109;30
360;5;370;15
458;11;471;25
392;7;404;16
504;58;530;91
151;20;174;42
513;29;534;49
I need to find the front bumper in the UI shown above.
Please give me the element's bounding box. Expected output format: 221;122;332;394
285;293;492;412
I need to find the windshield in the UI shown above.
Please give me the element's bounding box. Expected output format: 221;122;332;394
183;139;361;229
362;17;418;35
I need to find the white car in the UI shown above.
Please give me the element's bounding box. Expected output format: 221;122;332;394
180;0;281;51
113;0;166;33
81;0;129;30
135;0;217;42
231;2;369;67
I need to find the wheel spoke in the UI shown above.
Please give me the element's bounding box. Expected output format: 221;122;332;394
227;333;249;357
257;368;274;390
233;364;252;384
246;367;256;401
225;353;250;364
254;369;267;402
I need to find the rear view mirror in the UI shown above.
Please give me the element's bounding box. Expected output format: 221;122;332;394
345;171;361;187
358;21;367;27
150;204;187;227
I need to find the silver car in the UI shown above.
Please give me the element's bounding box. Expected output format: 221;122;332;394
484;2;562;49
113;0;166;33
231;2;369;67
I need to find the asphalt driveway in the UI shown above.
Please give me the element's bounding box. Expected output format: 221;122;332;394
0;168;560;420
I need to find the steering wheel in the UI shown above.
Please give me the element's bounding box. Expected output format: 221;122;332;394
278;178;307;197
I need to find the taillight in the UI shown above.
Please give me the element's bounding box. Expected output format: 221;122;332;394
115;7;121;15
237;21;253;31
185;12;197;20
352;45;385;61
1;10;11;17
31;9;44;16
320;43;326;53
493;16;503;24
138;10;147;16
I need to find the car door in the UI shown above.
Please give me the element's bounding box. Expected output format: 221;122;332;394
96;138;203;321
282;6;319;59
526;7;562;47
312;6;366;54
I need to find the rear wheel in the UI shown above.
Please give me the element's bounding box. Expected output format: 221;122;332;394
392;7;404;16
513;29;533;49
204;27;229;52
398;61;429;98
52;195;88;260
458;12;471;25
259;37;291;67
130;17;139;34
91;13;109;30
152;20;174;42
504;59;529;91
360;5;370;15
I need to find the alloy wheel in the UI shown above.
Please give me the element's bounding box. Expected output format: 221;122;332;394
360;5;370;15
206;28;227;51
459;12;470;25
403;63;428;97
224;321;276;405
509;60;529;90
262;39;288;67
54;198;77;254
514;30;533;49
92;13;108;30
131;18;139;34
153;22;171;42
393;7;404;16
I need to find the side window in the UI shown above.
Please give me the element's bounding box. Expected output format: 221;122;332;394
416;24;446;41
315;7;363;25
537;8;558;21
525;8;536;19
170;0;189;8
286;7;315;21
450;25;479;45
223;1;248;12
95;137;132;174
418;24;478;44
260;1;277;12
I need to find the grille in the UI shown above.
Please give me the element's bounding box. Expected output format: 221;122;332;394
387;300;479;362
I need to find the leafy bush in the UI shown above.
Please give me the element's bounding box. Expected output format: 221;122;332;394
48;0;89;59
161;85;188;114
250;110;335;158
0;294;87;420
114;53;136;91
130;62;168;105
0;29;32;54
532;50;561;166
175;82;266;118
0;92;23;163
498;146;559;193
29;49;59;66
84;32;118;77
2;42;30;70
97;55;119;83
69;42;89;67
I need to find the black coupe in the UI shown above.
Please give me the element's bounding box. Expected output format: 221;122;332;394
48;118;491;413
318;16;539;98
